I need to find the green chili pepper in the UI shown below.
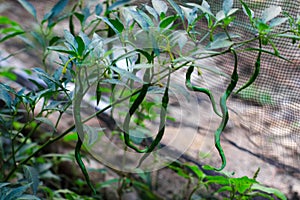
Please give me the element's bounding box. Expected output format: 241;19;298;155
236;38;262;94
137;70;170;167
214;49;239;171
185;66;222;117
123;83;150;153
75;137;96;194
73;68;96;193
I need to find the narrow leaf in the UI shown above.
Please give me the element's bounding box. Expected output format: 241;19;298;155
23;165;39;195
206;39;234;49
269;17;288;27
108;0;131;11
17;0;37;19
240;0;254;19
35;117;56;131
166;0;184;20
261;6;281;23
251;184;287;200
96;80;101;106
145;5;159;21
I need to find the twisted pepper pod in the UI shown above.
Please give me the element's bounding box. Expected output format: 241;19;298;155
214;49;239;171
236;38;262;94
185;66;222;117
137;74;170;167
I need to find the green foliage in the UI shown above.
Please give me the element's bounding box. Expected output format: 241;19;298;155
0;0;299;199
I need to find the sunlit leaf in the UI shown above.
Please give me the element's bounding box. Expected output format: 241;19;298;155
206;39;234;49
269;17;288;27
186;2;214;17
166;0;184;20
152;0;168;15
145;5;158;21
261;6;281;23
251;184;287;200
222;0;233;15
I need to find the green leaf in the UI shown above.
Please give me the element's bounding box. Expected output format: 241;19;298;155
5;183;32;200
159;15;178;29
251;184;287;200
240;0;254;19
35;117;56;131
261;6;281;23
205;175;229;185
108;18;125;33
185;164;205;179
0;85;12;107
23;165;39;195
47;46;77;56
95;4;103;16
166;0;184;20
230;176;257;194
145;5;159;21
187;1;214;17
75;35;85;56
17;0;37;19
96;80;102;106
222;0;233;15
276;33;300;40
206;39;234;49
108;0;131;12
128;9;149;31
152;0;168;15
110;66;143;83
269;17;288;28
98;17;121;34
43;0;69;27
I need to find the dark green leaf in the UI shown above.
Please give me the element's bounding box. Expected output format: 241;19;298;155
23;165;39;195
159;15;178;29
47;46;77;56
74;12;85;24
240;0;254;19
109;18;125;33
75;35;85;56
17;0;37;19
98;17;121;34
49;36;61;46
0;85;12;107
222;0;233;15
96;80;101;105
43;0;69;27
261;6;281;23
95;4;103;16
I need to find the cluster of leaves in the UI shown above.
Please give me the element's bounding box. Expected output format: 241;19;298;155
0;0;299;199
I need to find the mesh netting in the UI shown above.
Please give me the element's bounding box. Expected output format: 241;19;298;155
206;0;300;175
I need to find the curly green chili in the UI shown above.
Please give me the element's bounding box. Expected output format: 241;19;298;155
137;72;170;167
236;38;262;94
123;83;151;153
214;49;239;171
73;68;96;193
185;65;222;117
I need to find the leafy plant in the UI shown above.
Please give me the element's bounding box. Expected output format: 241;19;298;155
0;0;299;199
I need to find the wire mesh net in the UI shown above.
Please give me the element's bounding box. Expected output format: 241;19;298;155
206;0;300;176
